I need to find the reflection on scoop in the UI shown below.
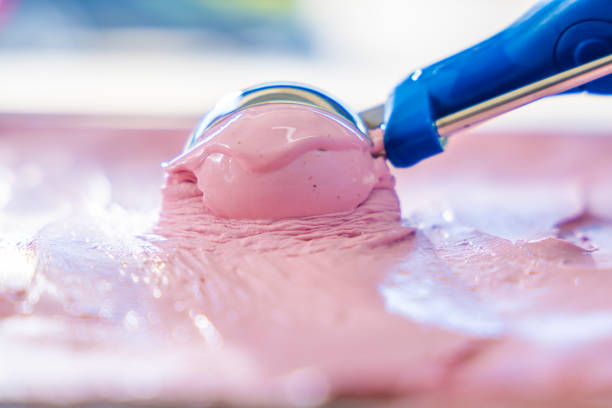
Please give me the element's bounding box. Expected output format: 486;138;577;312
166;104;383;220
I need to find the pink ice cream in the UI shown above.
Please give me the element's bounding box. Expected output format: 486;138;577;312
4;111;612;408
166;104;386;220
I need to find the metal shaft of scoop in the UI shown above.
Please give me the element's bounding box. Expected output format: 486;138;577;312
436;53;612;136
359;53;612;139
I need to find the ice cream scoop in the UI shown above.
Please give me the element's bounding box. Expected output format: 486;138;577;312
164;103;386;219
169;0;612;170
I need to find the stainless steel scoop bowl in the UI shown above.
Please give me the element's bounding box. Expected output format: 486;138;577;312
182;82;375;154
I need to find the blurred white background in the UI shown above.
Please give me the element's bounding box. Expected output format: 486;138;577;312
0;0;610;130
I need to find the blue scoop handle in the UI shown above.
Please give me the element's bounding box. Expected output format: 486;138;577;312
385;0;612;167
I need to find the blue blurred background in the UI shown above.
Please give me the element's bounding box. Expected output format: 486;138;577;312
0;0;309;52
2;0;609;132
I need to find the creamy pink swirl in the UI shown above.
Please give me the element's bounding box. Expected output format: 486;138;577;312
166;103;390;220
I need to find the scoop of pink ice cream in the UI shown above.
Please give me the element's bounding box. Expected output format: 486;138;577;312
167;104;385;219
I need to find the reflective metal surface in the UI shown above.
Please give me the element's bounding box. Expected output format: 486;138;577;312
182;82;372;154
435;53;612;137
358;103;385;130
